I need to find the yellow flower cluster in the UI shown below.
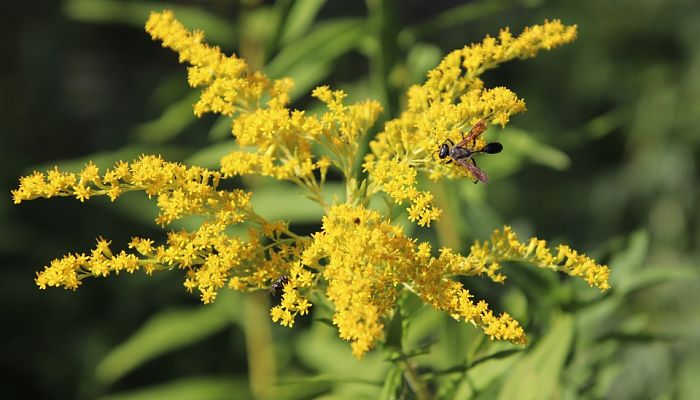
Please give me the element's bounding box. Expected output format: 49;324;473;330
469;226;611;291
269;262;315;327
35;218;308;304
302;204;529;357
147;11;382;205
35;238;140;290
302;204;416;357
363;158;442;226
16;152;309;303
412;242;526;346
145;10;292;115
295;205;608;357
17;11;610;362
11;154;241;226
365;20;577;225
219;86;381;202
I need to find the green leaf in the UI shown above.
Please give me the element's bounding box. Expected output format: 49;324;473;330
497;314;575;400
265;19;365;79
620;265;698;296
294;321;386;381
433;348;524;376
269;379;332;400
585;108;628;139
398;0;515;46
95;296;239;385
287;63;333;100
132;92;198;144
608;230;649;291
185;141;239;170
251;182;343;223
406;43;443;84
379;365;403;400
279;0;327;45
277;374;379;386
384;309;403;353
63;0;237;44
313;317;335;328
97;376;250;400
504;128;572;170
459;341;522;393
208;116;235;141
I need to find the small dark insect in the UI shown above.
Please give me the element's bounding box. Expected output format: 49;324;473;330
267;275;289;296
437;120;503;183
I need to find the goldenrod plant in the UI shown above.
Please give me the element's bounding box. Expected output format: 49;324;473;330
13;10;611;397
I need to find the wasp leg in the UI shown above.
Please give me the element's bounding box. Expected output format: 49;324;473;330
471;158;479;184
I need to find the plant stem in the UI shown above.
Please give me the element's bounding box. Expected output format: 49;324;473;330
399;358;432;400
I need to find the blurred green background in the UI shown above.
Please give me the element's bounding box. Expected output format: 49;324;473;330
3;0;699;399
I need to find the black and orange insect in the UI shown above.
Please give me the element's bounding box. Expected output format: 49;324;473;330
437;120;503;183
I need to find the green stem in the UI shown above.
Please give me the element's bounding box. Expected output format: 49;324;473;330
399;358;432;400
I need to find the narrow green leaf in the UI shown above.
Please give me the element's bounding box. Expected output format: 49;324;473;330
406;43;443;84
287;63;333;100
379;365;404;400
97;376;249;400
609;230;649;291
185;141;239;170
384;309;403;352
398;0;513;46
503;128;572;170
620;265;698;296
431;349;524;377
460;341;522;393
497;314;575;400
294;322;386;380
265;19;365;79
269;378;332;400
132;93;198;144
280;0;327;45
251;182;343;223
586;108;628;139
63;0;237;44
207;116;234;141
95;299;238;385
277;374;380;386
313;317;335;328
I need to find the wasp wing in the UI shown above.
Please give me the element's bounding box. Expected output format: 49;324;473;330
457;120;488;148
455;157;489;183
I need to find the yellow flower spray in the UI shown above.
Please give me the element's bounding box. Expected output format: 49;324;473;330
13;10;608;365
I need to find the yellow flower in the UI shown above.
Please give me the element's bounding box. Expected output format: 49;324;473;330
362;158;442;227
365;20;577;219
219;87;381;205
303;204;528;357
12;155;243;227
413;244;527;346
269;262;315;327
17;11;612;364
145;10;291;115
470;226;611;291
35;238;140;290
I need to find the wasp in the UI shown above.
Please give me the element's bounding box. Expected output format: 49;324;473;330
437;120;503;183
267;275;289;297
